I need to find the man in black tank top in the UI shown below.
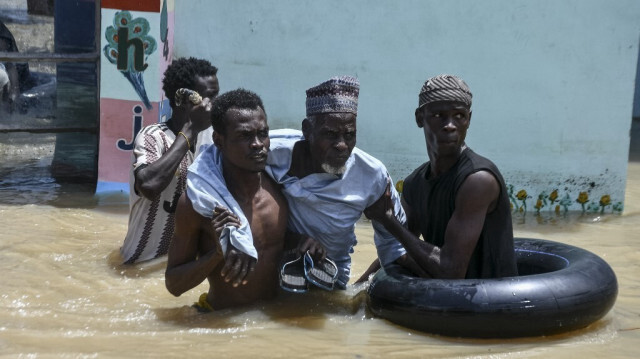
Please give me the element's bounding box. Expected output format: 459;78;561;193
359;74;517;280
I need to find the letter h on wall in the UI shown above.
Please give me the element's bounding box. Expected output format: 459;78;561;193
116;27;148;71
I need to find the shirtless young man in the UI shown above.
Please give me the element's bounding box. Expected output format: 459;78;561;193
165;89;288;310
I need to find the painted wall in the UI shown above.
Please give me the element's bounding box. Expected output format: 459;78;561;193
97;0;174;193
634;43;640;119
173;0;640;214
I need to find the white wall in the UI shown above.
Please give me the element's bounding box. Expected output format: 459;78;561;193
175;0;640;213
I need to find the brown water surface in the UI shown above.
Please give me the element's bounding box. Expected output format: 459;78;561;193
0;138;639;357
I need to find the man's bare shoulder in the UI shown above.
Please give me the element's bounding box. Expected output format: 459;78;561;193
179;192;206;216
465;170;499;189
175;192;209;232
260;172;287;204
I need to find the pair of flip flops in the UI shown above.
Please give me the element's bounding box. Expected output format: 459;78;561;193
280;250;338;292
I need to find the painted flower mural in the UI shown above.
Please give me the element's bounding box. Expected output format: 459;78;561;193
599;195;611;214
548;189;559;213
103;11;157;109
576;191;589;213
534;191;547;214
504;182;623;217
507;184;518;212
613;201;624;213
559;193;572;213
516;189;529;213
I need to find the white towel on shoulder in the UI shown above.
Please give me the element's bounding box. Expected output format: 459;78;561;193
186;144;257;260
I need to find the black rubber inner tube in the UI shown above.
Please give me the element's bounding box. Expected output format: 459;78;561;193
367;237;618;338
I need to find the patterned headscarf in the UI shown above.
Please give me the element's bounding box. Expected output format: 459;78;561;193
306;76;359;117
418;74;472;109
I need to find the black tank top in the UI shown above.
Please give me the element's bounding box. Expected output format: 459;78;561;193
402;148;518;278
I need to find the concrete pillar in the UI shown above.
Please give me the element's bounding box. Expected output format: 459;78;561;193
97;0;174;194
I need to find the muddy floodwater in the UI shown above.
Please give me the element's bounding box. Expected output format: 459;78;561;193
1;1;639;356
0;132;638;358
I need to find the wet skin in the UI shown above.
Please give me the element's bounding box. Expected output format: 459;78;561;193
361;100;501;279
289;112;357;178
192;75;220;104
416;100;471;175
214;107;270;174
135;75;219;200
166;106;289;309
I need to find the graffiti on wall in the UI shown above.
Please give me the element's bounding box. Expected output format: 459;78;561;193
103;11;157;110
116;104;144;151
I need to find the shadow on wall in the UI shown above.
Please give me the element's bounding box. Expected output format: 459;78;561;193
630;118;640;162
631;36;640;162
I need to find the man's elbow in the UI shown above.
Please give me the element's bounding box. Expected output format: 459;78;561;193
134;171;167;200
164;273;185;297
137;181;163;200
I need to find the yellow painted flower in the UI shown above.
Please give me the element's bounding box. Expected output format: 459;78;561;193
576;192;589;204
549;190;558;202
395;180;404;193
516;190;528;200
599;195;611;207
534;199;543;210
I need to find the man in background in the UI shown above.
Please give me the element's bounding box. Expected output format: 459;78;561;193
120;57;219;264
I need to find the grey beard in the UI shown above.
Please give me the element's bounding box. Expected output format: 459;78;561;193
321;163;346;176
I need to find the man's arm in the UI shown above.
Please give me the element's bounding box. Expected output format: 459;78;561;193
353;258;381;283
165;193;223;296
355;176;409;283
284;230;327;261
355;191;426;283
134;133;191;200
135;100;211;199
437;171;499;277
365;171;499;279
367;177;411;266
